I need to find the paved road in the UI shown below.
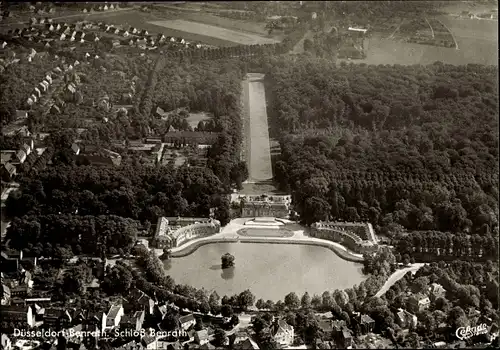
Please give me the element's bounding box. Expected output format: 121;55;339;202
374;263;425;298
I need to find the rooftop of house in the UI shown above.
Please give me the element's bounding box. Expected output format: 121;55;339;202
132;310;145;321
0;305;31;314
274;319;293;334
397;308;415;320
179;314;195;324
120;315;132;325
318;318;333;333
429;283;445;293
414;293;431;303
196;329;209;340
360;314;375;324
44;308;69;319
107;304;123;319
142;335;156;345
1;152;15;164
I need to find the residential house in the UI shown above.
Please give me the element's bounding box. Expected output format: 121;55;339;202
85;32;99;42
157;33;166;42
74;31;85;42
428;283;446;301
33;304;45;322
140;29;149;36
128;38;138;46
44;308;72;329
122;31;130;37
106;303;124;329
233;338;260;349
318;318;334;340
141;334;158;350
195;329;211;345
272;320;294;347
16;110;28;120
466;307;481;323
1;163;16;180
24;137;35;151
137;294;155;315
120;310;144;332
131;311;145;331
0;306;35;327
1;334;11;350
355;313;375;334
71;143;80;155
50;105;61;114
136;38;147;47
38;82;47;93
396;308;418;330
129;27;138;34
1;283;11;305
154;304;168;321
10;285;31;298
14;150;27;164
59;33;67;40
179;314;196;331
409;293;431;312
69;30;78;41
21;144;31;157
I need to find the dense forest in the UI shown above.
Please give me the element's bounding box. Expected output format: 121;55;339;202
4;164;231;256
252;56;498;246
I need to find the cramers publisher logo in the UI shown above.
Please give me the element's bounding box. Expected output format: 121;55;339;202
455;323;488;340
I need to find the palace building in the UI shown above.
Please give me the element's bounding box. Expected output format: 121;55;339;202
153;217;221;249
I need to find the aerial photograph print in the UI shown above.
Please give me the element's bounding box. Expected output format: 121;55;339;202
0;1;498;349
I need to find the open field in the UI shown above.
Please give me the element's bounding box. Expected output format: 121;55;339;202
340;26;496;66
149;20;281;46
172;11;270;36
186;112;212;129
